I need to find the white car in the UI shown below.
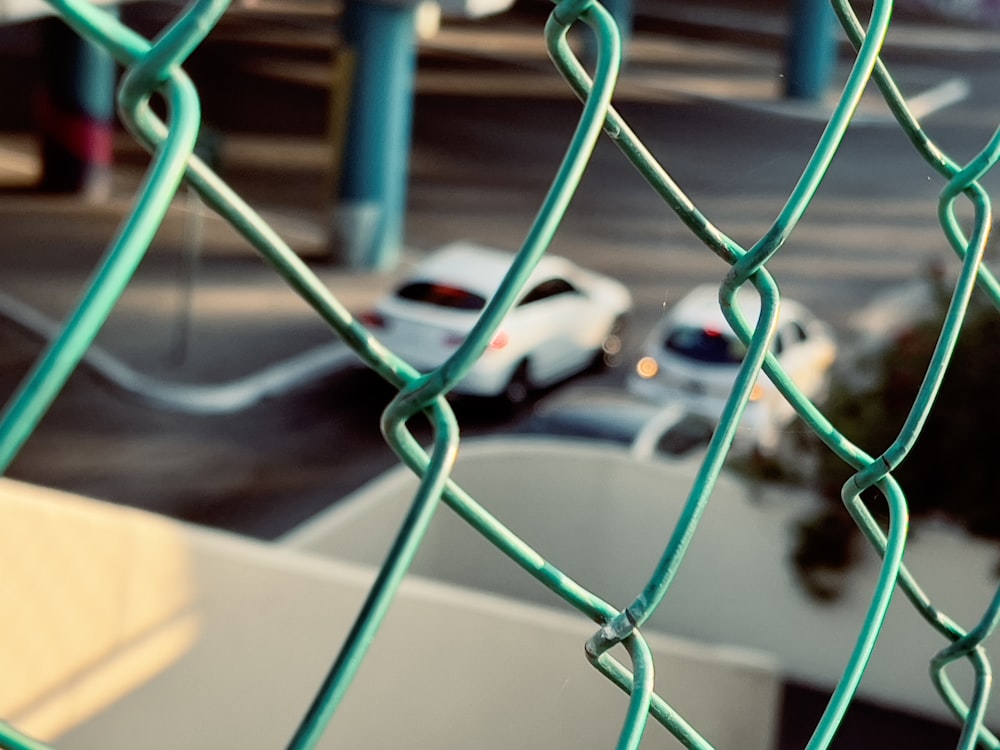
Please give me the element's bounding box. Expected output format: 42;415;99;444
363;242;633;403
627;283;836;454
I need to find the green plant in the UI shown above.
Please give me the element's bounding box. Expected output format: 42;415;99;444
798;268;1000;597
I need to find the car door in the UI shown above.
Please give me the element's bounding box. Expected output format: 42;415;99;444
515;278;601;383
776;318;831;405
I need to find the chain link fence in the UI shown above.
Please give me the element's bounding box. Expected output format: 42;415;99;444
1;0;1000;748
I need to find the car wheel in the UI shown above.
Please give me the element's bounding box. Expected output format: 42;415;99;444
503;360;532;405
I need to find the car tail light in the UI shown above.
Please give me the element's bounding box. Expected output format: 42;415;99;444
442;331;504;349
489;330;509;350
636;356;659;379
360;311;385;328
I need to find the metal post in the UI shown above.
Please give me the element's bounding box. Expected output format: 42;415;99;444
784;0;837;101
37;13;116;199
333;0;417;270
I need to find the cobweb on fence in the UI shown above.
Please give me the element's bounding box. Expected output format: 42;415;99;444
1;0;1000;748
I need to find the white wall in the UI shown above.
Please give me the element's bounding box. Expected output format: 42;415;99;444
285;436;1000;727
0;477;780;750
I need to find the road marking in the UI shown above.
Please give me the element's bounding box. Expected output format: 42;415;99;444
0;143;39;178
905;77;971;121
0;290;357;415
699;75;971;126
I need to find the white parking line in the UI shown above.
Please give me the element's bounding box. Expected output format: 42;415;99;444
904;76;971;120
0;143;39;177
0;290;358;415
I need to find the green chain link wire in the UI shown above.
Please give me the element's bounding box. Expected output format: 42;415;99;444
1;0;999;747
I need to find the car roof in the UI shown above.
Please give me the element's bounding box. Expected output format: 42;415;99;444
407;242;574;299
666;283;806;333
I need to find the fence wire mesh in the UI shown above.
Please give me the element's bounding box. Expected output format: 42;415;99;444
1;0;999;748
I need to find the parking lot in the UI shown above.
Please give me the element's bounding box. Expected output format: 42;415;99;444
1;1;999;538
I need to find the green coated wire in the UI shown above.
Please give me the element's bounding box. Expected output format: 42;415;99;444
829;2;1000;743
284;397;462;750
36;0;422;388
931;586;1000;750
287;4;664;748
561;0;997;744
0;723;50;750
0;0;223;471
4;0;1000;747
588;0;893;674
576;0;1000;744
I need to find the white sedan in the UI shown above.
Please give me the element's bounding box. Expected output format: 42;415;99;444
363;242;633;403
627;283;837;455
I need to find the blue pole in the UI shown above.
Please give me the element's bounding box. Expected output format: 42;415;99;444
583;0;631;66
784;0;837;101
37;13;116;199
335;0;417;270
602;0;632;51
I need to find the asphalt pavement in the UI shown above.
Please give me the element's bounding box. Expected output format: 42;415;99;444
2;0;998;535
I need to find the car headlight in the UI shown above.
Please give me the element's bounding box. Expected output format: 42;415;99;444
636;356;659;379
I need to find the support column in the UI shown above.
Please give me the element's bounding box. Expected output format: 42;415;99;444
333;0;418;270
582;0;632;67
784;0;837;102
601;0;632;51
37;13;116;199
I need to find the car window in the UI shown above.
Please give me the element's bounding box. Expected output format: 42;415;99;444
395;282;486;311
777;321;808;352
664;326;746;364
519;278;579;306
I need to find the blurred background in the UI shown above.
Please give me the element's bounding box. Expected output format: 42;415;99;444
2;1;1000;745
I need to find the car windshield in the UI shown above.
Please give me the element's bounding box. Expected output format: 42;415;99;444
665;325;746;364
395;282;486;311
